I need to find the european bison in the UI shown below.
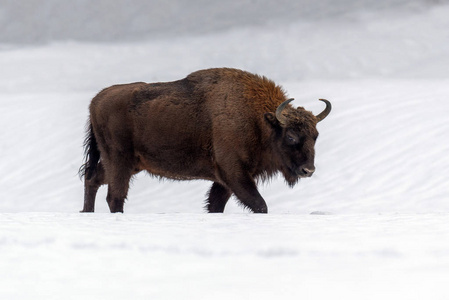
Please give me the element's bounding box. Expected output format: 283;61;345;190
80;68;331;213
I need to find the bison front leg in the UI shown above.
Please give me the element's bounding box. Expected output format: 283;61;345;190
206;182;232;213
223;172;268;213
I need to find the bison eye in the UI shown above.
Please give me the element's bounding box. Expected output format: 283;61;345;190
285;134;299;145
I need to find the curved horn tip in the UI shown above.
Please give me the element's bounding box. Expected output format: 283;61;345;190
316;99;332;122
275;98;295;125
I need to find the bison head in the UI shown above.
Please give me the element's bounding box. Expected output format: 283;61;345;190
265;98;331;187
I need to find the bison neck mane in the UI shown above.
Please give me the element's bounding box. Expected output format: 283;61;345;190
188;68;291;186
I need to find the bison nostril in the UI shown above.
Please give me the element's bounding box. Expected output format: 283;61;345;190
302;168;315;177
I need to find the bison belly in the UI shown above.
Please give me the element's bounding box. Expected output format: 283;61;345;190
132;98;215;181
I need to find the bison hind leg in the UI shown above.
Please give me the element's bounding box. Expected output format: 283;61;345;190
81;162;106;212
100;152;139;213
106;167;135;213
205;182;232;213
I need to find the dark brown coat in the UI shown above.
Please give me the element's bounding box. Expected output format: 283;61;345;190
80;68;331;213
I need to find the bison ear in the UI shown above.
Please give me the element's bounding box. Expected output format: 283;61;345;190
264;112;280;128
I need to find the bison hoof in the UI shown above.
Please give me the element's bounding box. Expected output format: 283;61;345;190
254;207;268;213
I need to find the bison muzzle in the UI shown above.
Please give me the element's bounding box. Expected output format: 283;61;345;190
80;68;331;213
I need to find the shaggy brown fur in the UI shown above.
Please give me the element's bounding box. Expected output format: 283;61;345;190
80;68;331;213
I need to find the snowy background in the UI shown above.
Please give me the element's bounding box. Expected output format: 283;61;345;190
1;0;449;299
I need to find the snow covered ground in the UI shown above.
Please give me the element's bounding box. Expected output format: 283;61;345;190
2;213;449;300
1;0;449;299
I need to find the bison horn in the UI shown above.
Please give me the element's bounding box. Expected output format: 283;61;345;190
275;98;295;125
315;99;332;122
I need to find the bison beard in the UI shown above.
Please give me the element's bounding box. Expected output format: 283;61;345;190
80;68;331;213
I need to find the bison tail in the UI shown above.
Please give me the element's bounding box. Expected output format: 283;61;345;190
79;121;100;180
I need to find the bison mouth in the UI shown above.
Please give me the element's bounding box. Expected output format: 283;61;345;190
283;164;315;187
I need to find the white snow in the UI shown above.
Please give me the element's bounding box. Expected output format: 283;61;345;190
1;0;449;299
2;213;449;299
